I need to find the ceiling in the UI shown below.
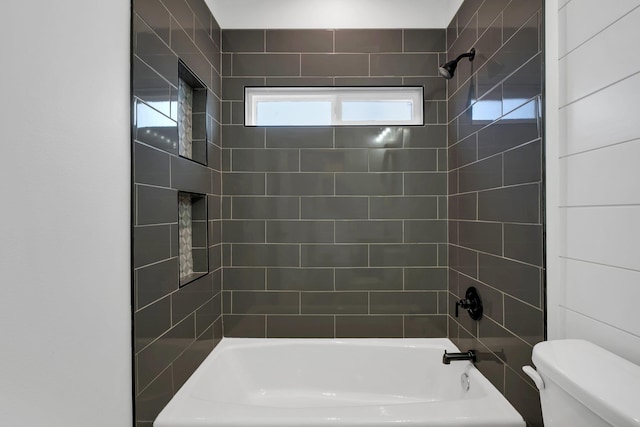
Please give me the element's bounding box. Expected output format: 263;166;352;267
205;0;463;29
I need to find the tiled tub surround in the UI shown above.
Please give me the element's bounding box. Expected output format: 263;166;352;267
220;28;450;339
446;1;545;426
132;0;223;424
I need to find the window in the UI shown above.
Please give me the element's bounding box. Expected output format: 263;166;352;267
245;86;424;127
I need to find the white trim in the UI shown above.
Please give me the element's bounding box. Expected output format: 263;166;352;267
245;86;424;127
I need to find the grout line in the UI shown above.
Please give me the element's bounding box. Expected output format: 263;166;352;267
559;4;640;60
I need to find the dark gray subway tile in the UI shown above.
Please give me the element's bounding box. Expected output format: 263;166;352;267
135;296;171;353
134;100;178;155
503;54;542;106
370;53;439;76
222;30;264;52
134;225;171;268
504;295;544;346
266;127;334;149
222;53;232;76
232;149;299;172
221;77;264;100
222;173;265;196
448;193;477;220
232;291;299;314
335;173;403;196
458;155;503;193
185;0;213;36
449;134;477;170
335;77;403;86
403;125;448;148
370;197;438;219
369;149;438;172
335;268;403;291
136;366;173;422
267;315;335;338
300;149;368;172
404;172;447;195
301;292;368;314
267;268;334;291
458;221;503;256
335;221;402;244
449;244;478;278
134;143;171;187
222;220;266;243
503;0;542;41
163;0;194;35
478;0;510;34
335;30;402;53
301;197;368;220
136;186;177;225
505;367;544;427
301;245;368;267
136;0;171;44
222;125;265;148
455;0;483;30
404;220;447;243
232;53;300;76
172;329;214;392
224;267;265;290
335;127;402;149
137;314;195;391
504;140;542;186
232;244;300;267
370;244;438;267
194;24;219;70
133;56;173;118
336;316;403;338
232;197;299;219
265;77;334;86
473;21;502;71
301;54;369;76
267;173;334;196
370;291;437;314
171;273;214;324
459;276;504;324
404;268;447;290
267;221;334;243
171;156;211;194
223;315;265;337
477;100;540;160
404;77;446;100
477;184;540;224
195;297;219;337
267;30;334;52
479;317;533;377
403;29;446;52
504;224;543;266
404;315;447;338
134;17;178;84
136;258;179;309
479;253;541;307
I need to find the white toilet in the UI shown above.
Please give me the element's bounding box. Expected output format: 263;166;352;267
523;339;640;426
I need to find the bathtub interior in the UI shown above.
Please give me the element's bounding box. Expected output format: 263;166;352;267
190;339;486;408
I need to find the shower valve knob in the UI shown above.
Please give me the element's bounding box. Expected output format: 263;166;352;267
455;287;483;321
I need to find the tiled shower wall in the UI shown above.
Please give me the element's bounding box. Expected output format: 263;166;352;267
446;1;544;426
220;29;450;338
131;0;222;424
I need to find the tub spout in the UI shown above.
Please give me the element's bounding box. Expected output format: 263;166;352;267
442;350;476;365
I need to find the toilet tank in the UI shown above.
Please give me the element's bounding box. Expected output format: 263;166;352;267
531;340;640;427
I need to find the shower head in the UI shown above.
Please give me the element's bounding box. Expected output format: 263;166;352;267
438;48;476;80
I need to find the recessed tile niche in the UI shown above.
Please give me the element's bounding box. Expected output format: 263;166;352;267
178;60;208;166
178;192;209;286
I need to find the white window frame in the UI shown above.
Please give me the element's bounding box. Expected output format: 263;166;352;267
245;86;424;127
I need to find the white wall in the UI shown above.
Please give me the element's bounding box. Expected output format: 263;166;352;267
206;0;463;29
0;1;133;426
547;0;640;365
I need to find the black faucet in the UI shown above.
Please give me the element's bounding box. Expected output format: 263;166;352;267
442;350;476;365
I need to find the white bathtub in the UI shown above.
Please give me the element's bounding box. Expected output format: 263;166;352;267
154;338;525;427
